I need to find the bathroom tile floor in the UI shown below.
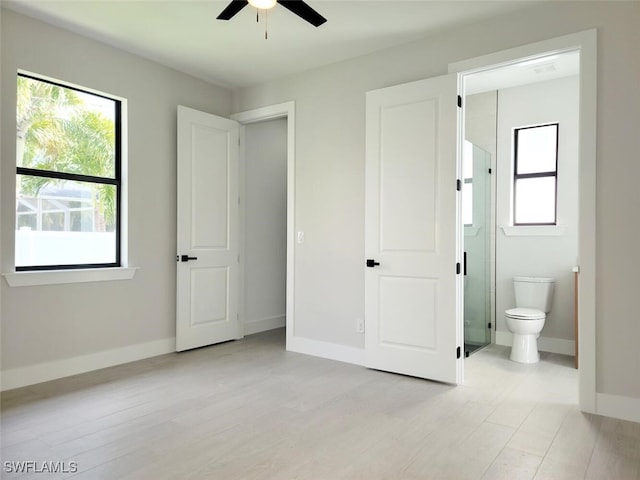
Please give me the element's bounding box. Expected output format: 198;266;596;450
1;329;639;479
464;342;487;357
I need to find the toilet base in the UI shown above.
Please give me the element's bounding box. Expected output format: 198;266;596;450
510;333;540;364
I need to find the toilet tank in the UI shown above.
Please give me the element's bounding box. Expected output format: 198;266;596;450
513;276;555;312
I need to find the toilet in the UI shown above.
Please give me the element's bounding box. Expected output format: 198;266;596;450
505;276;555;364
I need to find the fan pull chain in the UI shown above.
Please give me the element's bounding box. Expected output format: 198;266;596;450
253;7;269;40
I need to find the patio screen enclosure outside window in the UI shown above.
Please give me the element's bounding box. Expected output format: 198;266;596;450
16;73;122;270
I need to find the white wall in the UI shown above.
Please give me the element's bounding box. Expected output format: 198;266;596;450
2;2;639;407
465;92;498;158
243;119;287;335
1;9;232;386
495;76;579;353
233;1;640;400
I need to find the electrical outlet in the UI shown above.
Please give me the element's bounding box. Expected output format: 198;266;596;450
356;318;365;333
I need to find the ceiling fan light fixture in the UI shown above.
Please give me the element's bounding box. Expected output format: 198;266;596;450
217;0;326;27
248;0;277;9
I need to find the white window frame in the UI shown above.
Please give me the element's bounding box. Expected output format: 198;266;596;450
512;122;559;226
4;70;135;286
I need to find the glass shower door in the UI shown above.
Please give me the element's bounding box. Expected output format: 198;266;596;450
463;141;491;356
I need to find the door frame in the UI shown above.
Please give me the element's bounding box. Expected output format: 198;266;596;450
449;29;597;413
231;101;296;346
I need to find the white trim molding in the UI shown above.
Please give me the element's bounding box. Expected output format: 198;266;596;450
231;101;293;124
231;101;297;357
496;330;575;357
501;225;567;237
464;226;480;237
0;337;174;391
3;267;138;287
596;393;640;424
287;335;365;366
244;315;286;336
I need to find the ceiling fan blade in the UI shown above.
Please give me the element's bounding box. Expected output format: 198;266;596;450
217;0;249;20
277;0;327;27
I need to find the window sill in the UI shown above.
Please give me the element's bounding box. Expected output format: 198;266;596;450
464;226;481;237
3;267;138;287
501;225;567;237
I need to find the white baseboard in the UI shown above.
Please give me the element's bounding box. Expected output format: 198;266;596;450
0;338;175;392
495;331;575;356
244;315;286;336
596;393;640;423
287;335;365;366
538;336;575;356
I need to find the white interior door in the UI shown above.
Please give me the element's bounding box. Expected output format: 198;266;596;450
176;106;241;352
365;73;461;383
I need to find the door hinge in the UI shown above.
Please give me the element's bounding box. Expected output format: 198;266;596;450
457;95;462;108
488;168;492;174
456;179;462;191
456;346;461;359
456;262;461;274
488;322;492;329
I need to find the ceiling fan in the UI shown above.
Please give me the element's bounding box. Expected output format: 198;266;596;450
217;0;327;28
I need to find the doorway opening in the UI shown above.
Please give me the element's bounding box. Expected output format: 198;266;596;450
452;29;597;413
232;102;295;348
241;118;288;337
462;50;580;362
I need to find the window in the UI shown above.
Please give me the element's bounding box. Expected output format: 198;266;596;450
513;123;558;225
16;73;121;270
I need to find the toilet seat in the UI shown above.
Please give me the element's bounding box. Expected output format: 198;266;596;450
505;307;545;320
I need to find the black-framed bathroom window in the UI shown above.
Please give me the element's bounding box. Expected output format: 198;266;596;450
16;72;122;271
513;123;558;226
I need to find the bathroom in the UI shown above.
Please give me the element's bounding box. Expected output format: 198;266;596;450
462;51;579;362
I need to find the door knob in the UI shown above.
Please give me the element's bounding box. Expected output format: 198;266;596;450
180;255;198;262
366;259;380;268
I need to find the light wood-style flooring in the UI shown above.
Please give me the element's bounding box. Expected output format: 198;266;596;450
1;329;639;479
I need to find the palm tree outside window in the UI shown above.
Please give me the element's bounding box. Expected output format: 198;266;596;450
16;73;122;270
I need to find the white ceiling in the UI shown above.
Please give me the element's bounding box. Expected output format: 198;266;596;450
465;50;580;95
2;0;550;89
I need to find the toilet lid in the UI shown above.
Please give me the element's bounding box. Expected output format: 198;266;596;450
505;307;545;320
